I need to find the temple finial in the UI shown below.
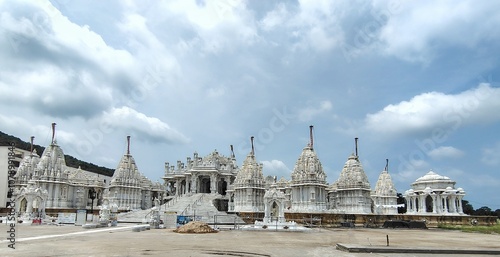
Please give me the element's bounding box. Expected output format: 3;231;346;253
354;137;359;158
230;144;235;158
385;158;389;172
51;123;56;144
126;136;131;155
30;136;34;154
309;125;314;149
250;136;255;156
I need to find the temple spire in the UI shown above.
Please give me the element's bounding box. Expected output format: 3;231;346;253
30;136;34;154
230;144;235;158
250;136;255;156
309;125;314;149
385;158;389;172
51;122;56;144
126;136;131;155
354;137;359;158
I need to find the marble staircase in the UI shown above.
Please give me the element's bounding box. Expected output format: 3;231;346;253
117;193;245;225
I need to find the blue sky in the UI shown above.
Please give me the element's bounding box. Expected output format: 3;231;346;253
1;0;499;210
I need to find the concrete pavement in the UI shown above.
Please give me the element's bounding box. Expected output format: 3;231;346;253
2;223;500;256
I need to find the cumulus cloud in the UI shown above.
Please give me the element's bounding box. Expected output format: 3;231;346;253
259;3;288;32
0;0;139;118
164;0;258;54
0;114;34;136
261;159;291;177
279;1;345;52
0;67;113;118
364;84;500;137
427;146;464;160
378;1;500;62
102;106;189;144
297;101;332;122
0;116;83;155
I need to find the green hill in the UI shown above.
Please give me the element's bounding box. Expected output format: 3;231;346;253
0;131;114;177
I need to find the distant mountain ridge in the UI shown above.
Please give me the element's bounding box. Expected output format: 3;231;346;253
0;130;114;177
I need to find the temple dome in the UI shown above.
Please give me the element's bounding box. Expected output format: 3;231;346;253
110;154;142;185
411;170;457;191
415;170;452;183
15;150;40;179
234;153;264;186
335;154;370;190
373;170;397;197
36;142;68;177
290;145;326;184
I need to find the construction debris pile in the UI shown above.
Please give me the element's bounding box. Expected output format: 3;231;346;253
174;221;218;234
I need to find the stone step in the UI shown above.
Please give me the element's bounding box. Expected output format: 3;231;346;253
117;193;245;224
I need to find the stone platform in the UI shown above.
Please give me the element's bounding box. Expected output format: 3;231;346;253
2;224;500;256
336;243;500;255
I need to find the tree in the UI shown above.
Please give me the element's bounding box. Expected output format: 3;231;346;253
461;200;474;215
474;206;492;216
494;209;500;219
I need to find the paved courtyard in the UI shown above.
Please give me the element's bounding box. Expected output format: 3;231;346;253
2;223;500;257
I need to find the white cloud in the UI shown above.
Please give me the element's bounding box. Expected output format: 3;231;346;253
365;84;500;137
298;100;332;122
261;159;291;177
0;116;85;156
102;106;189;144
291;0;345;52
0;114;34;136
481;142;500;166
164;0;258;54
167;0;242;30
0;66;113;118
0;0;499;209
427;146;464;160
0;0;135;74
259;3;288;31
0;0;140;118
378;1;500;62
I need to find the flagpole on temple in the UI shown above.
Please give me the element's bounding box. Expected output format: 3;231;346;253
309;125;314;149
30;136;34;154
355;137;359;159
250;136;255;156
127;136;131;155
51;122;56;144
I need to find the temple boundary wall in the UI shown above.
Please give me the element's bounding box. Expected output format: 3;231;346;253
233;212;497;228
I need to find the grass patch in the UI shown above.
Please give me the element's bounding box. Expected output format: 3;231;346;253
438;222;500;234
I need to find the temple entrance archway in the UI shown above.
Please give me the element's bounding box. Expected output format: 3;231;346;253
263;186;286;223
199;177;211;193
271;201;279;221
218;179;227;195
32;197;39;212
425;195;433;213
20;198;27;213
180;180;186;194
